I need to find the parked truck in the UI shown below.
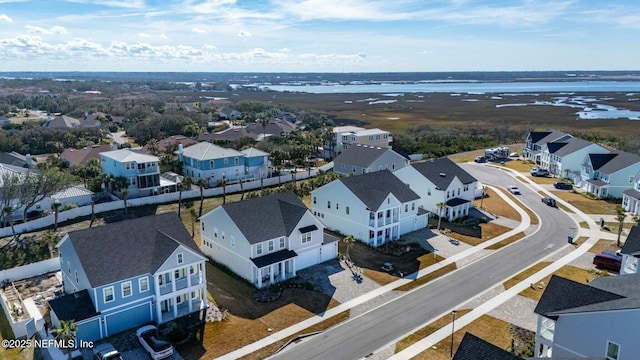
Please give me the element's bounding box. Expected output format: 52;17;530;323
484;146;509;161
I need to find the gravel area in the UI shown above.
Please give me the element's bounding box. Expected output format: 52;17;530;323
488;295;539;332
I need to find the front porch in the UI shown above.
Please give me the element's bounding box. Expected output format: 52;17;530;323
159;295;206;323
251;250;298;288
584;178;609;198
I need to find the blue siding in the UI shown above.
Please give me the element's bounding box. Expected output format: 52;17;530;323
245;156;266;167
58;239;93;300
76;317;101;342
96;276;153;312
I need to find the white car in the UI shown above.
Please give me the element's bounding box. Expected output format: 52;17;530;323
136;325;174;360
507;186;521;195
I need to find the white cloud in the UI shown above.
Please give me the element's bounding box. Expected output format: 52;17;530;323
279;47;290;52
25;25;49;33
238;30;252;36
203;44;217;50
138;32;151;38
192;27;207;33
0;14;12;22
160;33;168;39
51;26;68;34
65;0;147;9
277;0;411;21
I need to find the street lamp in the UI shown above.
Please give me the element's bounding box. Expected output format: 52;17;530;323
450;310;457;358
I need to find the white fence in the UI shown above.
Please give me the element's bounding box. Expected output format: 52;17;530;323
0;258;61;283
0;166;331;238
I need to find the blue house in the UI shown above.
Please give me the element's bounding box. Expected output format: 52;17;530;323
178;142;270;187
100;148;162;198
49;213;208;342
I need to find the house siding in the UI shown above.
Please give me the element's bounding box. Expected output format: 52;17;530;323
103;301;153;337
75;317;102;342
58;238;93;297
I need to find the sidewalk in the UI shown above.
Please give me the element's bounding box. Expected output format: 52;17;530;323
216;184;531;360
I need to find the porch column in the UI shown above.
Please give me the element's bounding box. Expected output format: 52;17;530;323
187;266;192;288
281;262;286;280
170;272;176;292
172;297;178;318
188;293;193;313
292;258;297;276
257;268;262;288
269;264;275;283
154;275;162;322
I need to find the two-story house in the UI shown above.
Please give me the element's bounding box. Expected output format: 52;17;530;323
333;144;408;176
100;148;161;198
522;130;572;163
538;137;608;179
199;191;338;288
49;213;207;342
620;226;640;275
178;142;270;186
580;150;640;199
534;274;640;359
324;126;392;158
311;170;427;246
623;171;640;216
393;157;479;221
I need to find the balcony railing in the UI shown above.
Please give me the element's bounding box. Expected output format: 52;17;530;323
540;318;555;341
175;277;188;291
137;166;158;174
190;273;201;285
159;283;172;295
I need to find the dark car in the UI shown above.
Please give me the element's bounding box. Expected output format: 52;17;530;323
593;252;621;272
554;181;573;190
93;343;123;360
474;156;486;163
541;197;557;207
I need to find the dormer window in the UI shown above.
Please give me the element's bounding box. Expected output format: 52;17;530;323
177;253;184;264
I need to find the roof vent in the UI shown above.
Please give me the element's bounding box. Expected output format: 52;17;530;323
439;173;446;177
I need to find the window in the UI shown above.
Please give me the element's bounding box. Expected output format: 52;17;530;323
302;232;312;244
139;278;149;292
201;222;205;231
268;240;274;251
75;270;78;283
230;235;235;248
346;206;350;215
122;281;132;297
606;341;620;360
224;158;229;164
214;227;218;238
257;244;263;255
412;203;415;210
327;201;331;209
313;196;316;204
177;253;184;264
457;188;461;195
191;291;199;299
405;204;408;212
103;287;114;303
234;157;239;165
280;237;285;248
336;203;339;210
221;231;225;240
67;261;71;274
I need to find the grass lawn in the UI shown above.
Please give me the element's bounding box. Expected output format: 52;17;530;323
413;314;530;360
449;222;512;246
485;232;526;250
494;188;540;225
602;221;634;233
475;188;521;221
570;236;590;246
588;239;620;254
502;159;535;172
528;175;558;185
549;191;618;215
503;262;605;301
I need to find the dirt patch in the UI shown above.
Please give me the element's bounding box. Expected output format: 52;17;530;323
341;241;430;283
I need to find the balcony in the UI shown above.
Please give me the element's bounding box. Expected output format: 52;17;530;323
540;318;555;341
175;277;188;291
159;283;172;295
137;165;158;175
190;273;201;286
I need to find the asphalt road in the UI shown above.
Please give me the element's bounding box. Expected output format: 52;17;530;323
271;164;578;360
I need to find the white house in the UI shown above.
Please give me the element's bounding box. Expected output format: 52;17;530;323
333;144;408;176
522;130;572;163
538;137;608;179
534;274;640;359
199;191;338;288
622;171;640;216
324;126;392;158
580;150;640;199
311;170;427;246
393;157;479;221
620;226;640;275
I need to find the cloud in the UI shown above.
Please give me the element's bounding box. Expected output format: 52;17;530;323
237;30;252;36
65;0;146;9
51;26;69;34
138;32;151;38
0;14;12;22
25;25;69;34
160;33;168;39
192;27;207;33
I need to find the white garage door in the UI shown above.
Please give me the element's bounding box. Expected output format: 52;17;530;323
320;243;337;262
296;248;319;270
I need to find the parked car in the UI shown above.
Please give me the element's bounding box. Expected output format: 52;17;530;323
554;181;573;190
530;168;550;177
509;152;520;158
93;343;123;360
507;185;521;195
474;156;486;163
381;262;394;272
541;197;557;207
593;252;621;272
136;325;174;360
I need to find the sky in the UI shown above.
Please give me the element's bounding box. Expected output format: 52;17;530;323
0;0;639;72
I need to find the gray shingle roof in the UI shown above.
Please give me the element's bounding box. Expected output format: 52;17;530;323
530;130;571;145
453;332;520;360
595;150;640;174
621;226;640;255
100;148;159;163
334;144;390;168
221;191;308;244
547;137;598;157
181;141;243;160
623;189;640;200
339;170;420;210
409;157;477;189
48;289;99;322
534;275;626;319
64;212;203;288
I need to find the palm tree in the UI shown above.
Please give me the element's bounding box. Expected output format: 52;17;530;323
343;235;355;262
178;176;193;219
189;208;197;237
436;202;447;231
52;319;77;359
121;189;129;214
218;176;228;204
52;199;61;231
195;178;206;218
616;206;627;247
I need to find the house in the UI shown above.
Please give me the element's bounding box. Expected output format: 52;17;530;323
100;148;162;198
324;126;393;158
622;171;640;216
534;274;640;359
538;137;608;179
60;144;115;166
580;150;640;199
311;170;427;246
0;151;34;168
51;185;94;208
333;144;408;176
217;106;242;120
0;164;51;221
42;114;81;128
246;119;297;140
393;157;479;221
200;191;338;288
80;112;102;128
198;127;255;143
50;213;207;342
178;142;270;186
522;130;572;163
453;332;520;360
620;226;640;275
142;135;198;155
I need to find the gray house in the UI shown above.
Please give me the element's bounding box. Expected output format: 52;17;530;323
534;274;640;359
333;144;408;176
621;225;640;275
